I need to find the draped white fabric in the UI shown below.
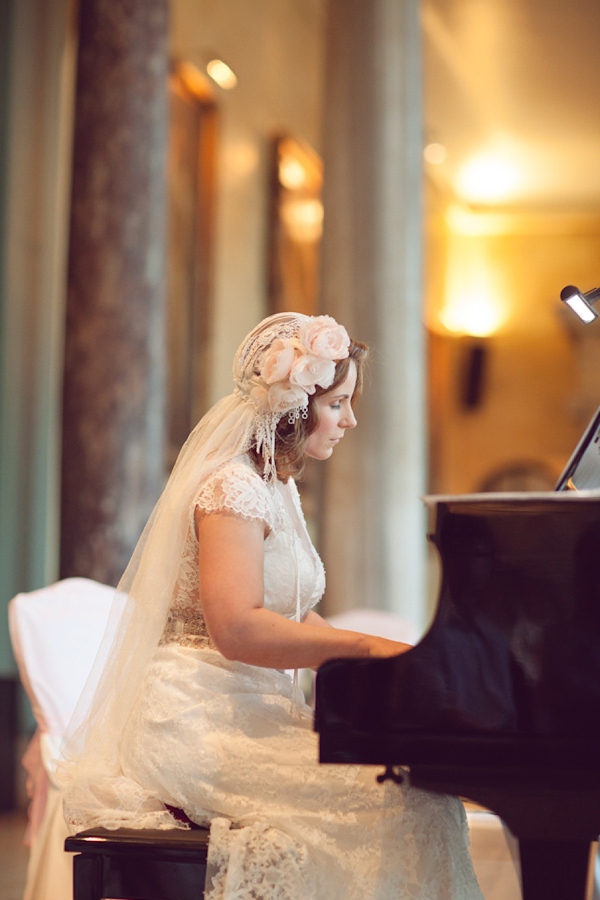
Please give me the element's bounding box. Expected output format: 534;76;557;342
8;579;116;900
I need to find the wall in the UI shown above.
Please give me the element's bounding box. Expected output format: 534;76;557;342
426;186;600;496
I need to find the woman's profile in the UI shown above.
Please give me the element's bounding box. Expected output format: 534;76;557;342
58;312;482;899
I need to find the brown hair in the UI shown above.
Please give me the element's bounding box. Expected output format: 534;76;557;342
249;338;369;481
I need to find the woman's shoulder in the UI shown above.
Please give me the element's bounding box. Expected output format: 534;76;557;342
193;456;281;528
208;454;267;487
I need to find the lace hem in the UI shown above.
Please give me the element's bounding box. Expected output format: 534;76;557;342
206;818;317;900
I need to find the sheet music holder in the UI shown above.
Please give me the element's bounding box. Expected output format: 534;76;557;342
555;404;600;491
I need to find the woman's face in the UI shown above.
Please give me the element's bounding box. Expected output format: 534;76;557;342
305;361;358;461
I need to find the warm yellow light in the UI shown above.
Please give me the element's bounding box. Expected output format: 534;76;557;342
424;142;447;165
439;248;509;337
175;62;211;98
206;59;238;90
223;142;259;180
457;154;520;203
279;156;306;190
281;198;324;242
439;293;506;337
446;204;505;236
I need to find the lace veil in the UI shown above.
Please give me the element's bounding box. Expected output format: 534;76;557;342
57;311;349;829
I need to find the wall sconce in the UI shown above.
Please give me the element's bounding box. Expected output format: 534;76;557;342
560;285;600;324
459;339;488;410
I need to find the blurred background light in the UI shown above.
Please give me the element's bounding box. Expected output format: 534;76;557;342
457;153;521;204
206;59;238;90
278;156;307;190
424;142;447;165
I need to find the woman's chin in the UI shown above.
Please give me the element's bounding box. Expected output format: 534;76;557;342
305;446;334;461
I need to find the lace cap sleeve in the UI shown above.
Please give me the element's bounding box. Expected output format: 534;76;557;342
193;462;281;533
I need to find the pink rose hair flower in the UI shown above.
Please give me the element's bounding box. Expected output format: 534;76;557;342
254;313;350;417
260;338;297;385
289;355;335;394
267;381;308;413
298;316;350;361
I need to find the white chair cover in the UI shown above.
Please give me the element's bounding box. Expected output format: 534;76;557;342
9;577;115;900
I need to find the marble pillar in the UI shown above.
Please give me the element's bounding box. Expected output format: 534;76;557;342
320;0;427;628
60;0;168;586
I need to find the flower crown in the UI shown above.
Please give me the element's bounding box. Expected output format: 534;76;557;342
249;315;350;417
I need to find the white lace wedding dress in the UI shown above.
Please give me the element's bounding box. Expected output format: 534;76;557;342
119;456;483;899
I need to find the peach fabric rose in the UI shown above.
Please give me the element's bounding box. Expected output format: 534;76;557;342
267;381;308;413
289;355;335;394
298;316;350;360
248;383;270;409
260;338;297;384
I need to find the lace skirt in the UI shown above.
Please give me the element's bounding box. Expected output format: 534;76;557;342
120;644;483;900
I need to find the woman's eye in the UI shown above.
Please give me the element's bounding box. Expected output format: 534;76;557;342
330;403;341;410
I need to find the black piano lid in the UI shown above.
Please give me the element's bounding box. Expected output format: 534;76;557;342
316;492;600;752
423;489;600;536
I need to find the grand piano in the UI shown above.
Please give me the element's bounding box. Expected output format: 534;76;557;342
315;492;600;900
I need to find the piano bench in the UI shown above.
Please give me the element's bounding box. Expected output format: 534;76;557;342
64;825;211;900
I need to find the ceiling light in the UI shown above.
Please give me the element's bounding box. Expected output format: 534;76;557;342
206;59;238;90
560;285;600;324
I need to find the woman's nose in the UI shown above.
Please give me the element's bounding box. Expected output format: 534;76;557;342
342;406;357;428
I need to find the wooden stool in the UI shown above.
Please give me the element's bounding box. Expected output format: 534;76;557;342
65;826;211;900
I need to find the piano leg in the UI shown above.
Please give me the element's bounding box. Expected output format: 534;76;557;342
518;839;590;900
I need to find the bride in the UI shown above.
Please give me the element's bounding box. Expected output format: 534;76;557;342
58;312;482;899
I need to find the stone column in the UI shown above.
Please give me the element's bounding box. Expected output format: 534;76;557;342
60;0;168;586
320;0;427;628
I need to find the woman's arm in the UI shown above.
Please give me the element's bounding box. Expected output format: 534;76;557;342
197;511;410;669
302;609;333;628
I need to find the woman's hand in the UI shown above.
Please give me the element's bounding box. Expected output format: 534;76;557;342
302;611;411;658
363;635;412;658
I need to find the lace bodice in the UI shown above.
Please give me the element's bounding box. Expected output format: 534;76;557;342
160;457;325;649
